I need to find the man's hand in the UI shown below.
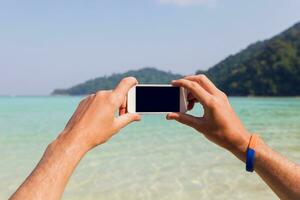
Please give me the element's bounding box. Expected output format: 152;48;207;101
168;75;300;200
10;77;140;200
167;75;251;160
59;77;141;152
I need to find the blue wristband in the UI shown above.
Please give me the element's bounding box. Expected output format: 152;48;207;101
246;148;255;172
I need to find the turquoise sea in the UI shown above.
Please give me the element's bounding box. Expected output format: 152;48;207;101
0;97;300;200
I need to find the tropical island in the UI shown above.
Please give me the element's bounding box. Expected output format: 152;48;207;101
52;68;182;95
53;21;300;96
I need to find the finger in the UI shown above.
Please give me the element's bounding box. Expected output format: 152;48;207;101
119;98;127;116
166;112;203;130
187;92;198;102
184;75;219;94
187;92;194;100
172;79;211;106
188;100;195;110
113;77;138;106
119;107;126;116
115;113;141;130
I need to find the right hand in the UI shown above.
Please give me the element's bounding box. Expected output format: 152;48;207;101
167;75;251;161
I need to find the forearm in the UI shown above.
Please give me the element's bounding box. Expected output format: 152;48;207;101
231;136;300;200
255;139;300;200
10;132;87;200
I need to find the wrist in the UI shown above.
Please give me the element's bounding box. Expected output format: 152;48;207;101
51;130;90;157
229;131;251;163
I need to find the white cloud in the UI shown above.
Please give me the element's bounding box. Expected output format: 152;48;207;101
157;0;217;6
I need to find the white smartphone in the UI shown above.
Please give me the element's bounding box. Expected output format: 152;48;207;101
127;84;188;114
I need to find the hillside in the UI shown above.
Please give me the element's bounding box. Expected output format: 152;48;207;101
198;22;300;96
53;22;300;96
52;68;182;95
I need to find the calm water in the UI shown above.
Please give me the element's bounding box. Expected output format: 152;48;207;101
0;97;300;200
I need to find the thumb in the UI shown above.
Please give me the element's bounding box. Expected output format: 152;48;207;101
166;112;202;130
115;113;141;129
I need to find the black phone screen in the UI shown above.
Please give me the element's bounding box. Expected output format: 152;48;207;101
136;86;180;112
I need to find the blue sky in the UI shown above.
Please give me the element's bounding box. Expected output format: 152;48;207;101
1;0;300;95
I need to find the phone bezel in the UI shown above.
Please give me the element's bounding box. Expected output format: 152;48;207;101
127;84;188;114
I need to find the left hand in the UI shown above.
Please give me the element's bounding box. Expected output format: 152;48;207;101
58;77;141;152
